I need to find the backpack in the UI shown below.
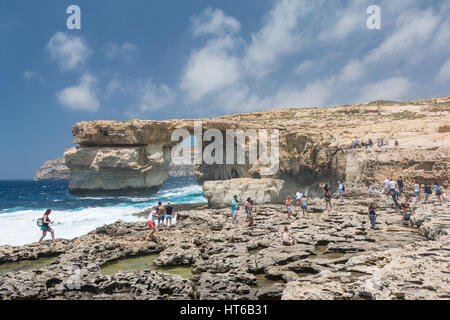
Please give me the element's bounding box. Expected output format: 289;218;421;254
36;218;43;227
342;185;345;192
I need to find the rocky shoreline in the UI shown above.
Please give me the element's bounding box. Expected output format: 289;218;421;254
0;186;448;300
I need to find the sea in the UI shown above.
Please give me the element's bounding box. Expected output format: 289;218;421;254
0;176;207;246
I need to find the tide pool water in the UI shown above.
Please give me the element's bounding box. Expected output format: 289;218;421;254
0;176;207;246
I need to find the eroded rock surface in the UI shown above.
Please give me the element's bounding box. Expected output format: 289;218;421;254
34;158;70;181
203;178;285;207
1;187;448;300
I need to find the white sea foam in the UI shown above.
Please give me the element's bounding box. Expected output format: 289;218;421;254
0;183;206;246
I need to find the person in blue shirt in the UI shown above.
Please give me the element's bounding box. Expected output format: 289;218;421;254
231;195;239;224
435;182;442;206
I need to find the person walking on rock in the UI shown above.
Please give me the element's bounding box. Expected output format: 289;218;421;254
391;188;400;208
384;178;390;196
38;209;55;244
397;177;404;195
282;227;295;246
245;200;254;231
401;196;414;221
231;195;239;224
368;202;377;230
424;184;432;203
245;198;252;222
146;208;159;242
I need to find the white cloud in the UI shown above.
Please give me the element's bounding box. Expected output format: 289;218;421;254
338;60;364;83
438;59;450;82
358;77;412;102
180;37;241;101
135;80;176;113
191;7;240;37
319;0;364;41
365;8;440;63
294;60;313;75
105;42;139;62
56;72;100;112
46;32;92;71
244;0;307;77
23;70;43;80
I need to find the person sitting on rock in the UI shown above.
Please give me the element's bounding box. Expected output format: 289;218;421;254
282;227;295;246
401;196;414;221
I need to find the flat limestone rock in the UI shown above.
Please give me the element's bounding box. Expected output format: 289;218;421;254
202;178;285;207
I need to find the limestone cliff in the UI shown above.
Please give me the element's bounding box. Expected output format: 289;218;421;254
64;96;450;196
33;158;70;181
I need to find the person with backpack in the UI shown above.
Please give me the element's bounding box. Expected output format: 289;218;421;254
231;195;239;224
38;209;55;244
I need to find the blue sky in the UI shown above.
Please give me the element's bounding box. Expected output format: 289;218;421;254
0;0;449;179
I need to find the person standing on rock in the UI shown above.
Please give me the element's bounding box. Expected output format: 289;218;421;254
337;181;344;202
38;209;55;244
384;178;390;195
295;189;303;211
285;196;293;220
414;181;421;200
368;203;377;230
157;202;166;230
231;195;239;224
389;179;396;195
424;184;432;203
369;182;376;198
391;188;400;208
301;194;309;218
245;198;251;222
165;202;174;231
324;191;333;213
245;200;254;231
282;227;295;246
435;182;442;206
397;177;404;195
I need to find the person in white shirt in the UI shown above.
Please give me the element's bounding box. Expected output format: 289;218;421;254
384;178;390;195
389;180;396;194
294;189;303;210
337;181;344;202
146;208;159;241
